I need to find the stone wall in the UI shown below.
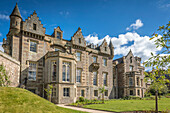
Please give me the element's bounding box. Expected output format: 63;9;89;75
0;51;20;87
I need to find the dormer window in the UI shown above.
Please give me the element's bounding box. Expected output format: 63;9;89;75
79;38;81;43
57;31;61;39
33;23;36;30
105;47;107;51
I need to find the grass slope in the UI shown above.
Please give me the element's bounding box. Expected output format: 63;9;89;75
0;87;85;113
83;98;170;112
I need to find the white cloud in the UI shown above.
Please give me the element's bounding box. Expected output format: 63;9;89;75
126;19;143;31
59;11;69;16
85;32;162;63
0;14;9;20
0;33;2;37
0;42;4;52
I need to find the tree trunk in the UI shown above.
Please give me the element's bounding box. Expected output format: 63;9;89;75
155;90;158;113
102;93;104;103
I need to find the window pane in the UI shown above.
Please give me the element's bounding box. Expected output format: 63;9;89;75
30;41;37;52
57;31;61;39
28;62;36;81
76;69;81;83
52;63;57;81
93;72;97;85
103;58;107;66
81;90;84;97
76;52;81;61
93;57;97;63
103;73;107;86
129;78;133;86
67;65;70;81
62;65;66;81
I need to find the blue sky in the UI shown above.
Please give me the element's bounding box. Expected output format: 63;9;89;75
0;0;170;66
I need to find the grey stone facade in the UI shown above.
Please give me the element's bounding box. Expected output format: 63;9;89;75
113;50;146;98
2;3;146;104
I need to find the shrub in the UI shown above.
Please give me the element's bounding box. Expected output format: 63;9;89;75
79;97;85;102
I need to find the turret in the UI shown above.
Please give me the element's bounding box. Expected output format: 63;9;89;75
9;3;22;35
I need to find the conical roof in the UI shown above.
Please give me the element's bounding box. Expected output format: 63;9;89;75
109;39;114;48
10;3;21;18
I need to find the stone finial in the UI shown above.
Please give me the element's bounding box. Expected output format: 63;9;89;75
33;10;37;15
10;3;22;18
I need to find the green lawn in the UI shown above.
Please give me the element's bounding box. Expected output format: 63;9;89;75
83;98;170;112
0;87;85;113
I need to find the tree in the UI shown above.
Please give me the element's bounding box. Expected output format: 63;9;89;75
44;84;53;102
0;64;10;87
99;86;106;103
144;21;170;113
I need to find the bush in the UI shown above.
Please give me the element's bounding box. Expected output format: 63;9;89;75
123;96;142;100
79;97;85;102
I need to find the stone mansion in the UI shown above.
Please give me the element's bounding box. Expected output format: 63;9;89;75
1;3;146;104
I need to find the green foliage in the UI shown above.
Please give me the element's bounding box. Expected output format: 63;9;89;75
99;86;106;103
144;21;170;112
0;64;10;87
79;97;85;102
44;84;53;102
70;98;103;107
123;96;142;100
0;87;86;113
148;85;168;95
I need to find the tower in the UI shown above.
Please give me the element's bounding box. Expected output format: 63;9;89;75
9;3;22;35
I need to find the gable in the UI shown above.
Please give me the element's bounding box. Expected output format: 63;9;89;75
22;11;45;36
99;39;110;54
71;28;86;47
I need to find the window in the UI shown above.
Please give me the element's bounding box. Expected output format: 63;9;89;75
137;77;140;86
93;56;97;63
28;89;36;93
81;90;85;97
62;62;71;82
93;71;97;85
94;90;98;96
76;52;81;61
52;61;57;81
28;62;37;81
103;58;107;66
30;41;37;52
103;73;107;86
79;38;81;43
57;31;61;39
130;56;132;63
16;21;18;26
52;88;56;97
33;23;36;30
76;69;81;83
129;65;133;71
138;90;140;96
105;90;108;96
130;90;133;95
105;47;107;51
55;48;60;51
63;88;70;97
129;77;133;86
141;79;143;86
